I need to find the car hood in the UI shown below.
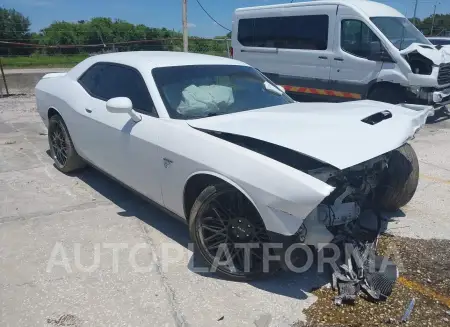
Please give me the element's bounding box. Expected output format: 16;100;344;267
187;100;429;170
400;43;450;65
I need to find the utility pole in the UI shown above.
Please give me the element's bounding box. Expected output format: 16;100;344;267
413;0;419;26
430;0;439;36
182;0;188;52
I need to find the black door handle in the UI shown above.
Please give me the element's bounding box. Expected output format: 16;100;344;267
318;56;328;60
334;57;344;61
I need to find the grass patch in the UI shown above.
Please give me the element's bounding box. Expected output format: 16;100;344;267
1;55;88;68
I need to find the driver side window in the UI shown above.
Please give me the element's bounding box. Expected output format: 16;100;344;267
341;19;380;59
78;62;157;117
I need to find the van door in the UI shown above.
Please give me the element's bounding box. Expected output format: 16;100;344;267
233;5;337;101
329;8;384;101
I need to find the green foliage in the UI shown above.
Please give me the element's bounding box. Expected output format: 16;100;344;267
0;7;231;65
1;54;88;68
410;14;450;36
0;7;32;55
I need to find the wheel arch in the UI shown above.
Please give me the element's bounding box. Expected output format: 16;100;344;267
367;81;404;96
47;106;62;120
182;171;262;223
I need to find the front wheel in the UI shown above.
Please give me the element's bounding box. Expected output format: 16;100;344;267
375;143;419;211
189;183;277;281
367;84;405;105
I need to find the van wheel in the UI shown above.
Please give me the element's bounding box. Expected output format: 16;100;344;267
48;115;86;173
367;84;405;105
375;144;419;211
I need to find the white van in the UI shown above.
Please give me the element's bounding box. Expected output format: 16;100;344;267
231;0;450;112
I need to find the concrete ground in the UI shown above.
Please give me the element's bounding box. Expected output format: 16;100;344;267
1;68;69;95
0;93;449;327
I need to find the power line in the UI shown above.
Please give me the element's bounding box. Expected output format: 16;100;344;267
195;0;231;32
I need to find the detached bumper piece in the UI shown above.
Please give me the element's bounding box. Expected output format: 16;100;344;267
331;221;398;306
405;86;450;115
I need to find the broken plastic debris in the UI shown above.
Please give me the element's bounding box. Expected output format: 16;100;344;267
401;298;416;322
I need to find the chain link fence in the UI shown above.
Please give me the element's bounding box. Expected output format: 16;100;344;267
0;38;231;96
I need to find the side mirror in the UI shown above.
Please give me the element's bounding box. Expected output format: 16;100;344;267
369;49;395;63
106;97;142;122
369;41;395;63
276;85;285;93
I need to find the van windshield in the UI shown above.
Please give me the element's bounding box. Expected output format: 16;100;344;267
370;16;431;50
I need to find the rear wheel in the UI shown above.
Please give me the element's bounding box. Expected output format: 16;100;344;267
376;143;419;211
48;114;86;173
189;183;277;281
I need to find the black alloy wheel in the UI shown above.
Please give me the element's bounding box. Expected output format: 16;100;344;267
49;118;68;167
48;114;86;173
189;183;276;281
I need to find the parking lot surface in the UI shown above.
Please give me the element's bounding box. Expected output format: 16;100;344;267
0;95;449;327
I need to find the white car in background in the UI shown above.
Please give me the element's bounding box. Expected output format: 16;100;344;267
428;37;450;47
36;52;425;280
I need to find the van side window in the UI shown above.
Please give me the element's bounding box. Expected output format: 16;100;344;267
238;15;329;50
341;20;381;59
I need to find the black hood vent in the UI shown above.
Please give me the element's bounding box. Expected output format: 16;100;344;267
361;110;393;125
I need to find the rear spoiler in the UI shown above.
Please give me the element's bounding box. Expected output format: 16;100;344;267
41;72;67;79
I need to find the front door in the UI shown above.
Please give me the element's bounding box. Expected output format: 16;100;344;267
77;62;164;204
330;10;384;101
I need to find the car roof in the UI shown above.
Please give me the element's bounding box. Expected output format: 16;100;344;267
235;0;403;18
68;51;248;78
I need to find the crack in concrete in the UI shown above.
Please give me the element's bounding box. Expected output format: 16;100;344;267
138;220;189;327
0;200;113;225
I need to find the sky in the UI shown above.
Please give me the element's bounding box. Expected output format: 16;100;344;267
2;0;450;37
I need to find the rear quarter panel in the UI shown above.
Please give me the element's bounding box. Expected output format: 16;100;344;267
35;75;90;158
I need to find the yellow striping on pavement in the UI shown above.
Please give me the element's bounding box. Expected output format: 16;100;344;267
398;276;450;308
420;174;450;185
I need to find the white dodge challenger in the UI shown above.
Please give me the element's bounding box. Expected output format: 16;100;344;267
36;51;426;280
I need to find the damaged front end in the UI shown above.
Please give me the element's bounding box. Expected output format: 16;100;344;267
301;154;389;248
299;155;400;304
401;44;450;111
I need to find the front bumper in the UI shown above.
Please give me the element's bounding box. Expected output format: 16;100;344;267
405;86;450;115
432;88;450;107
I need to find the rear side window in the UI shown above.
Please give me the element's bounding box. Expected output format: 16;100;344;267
78;63;156;116
341;20;381;59
237;15;329;50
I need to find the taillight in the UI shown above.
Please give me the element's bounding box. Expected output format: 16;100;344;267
229;47;234;58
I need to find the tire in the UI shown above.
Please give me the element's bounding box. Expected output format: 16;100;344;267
367;84;405;105
189;183;277;281
376;143;419;211
48;114;86;173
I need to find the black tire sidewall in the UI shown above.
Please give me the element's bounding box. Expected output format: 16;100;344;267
376;143;419;211
188;183;275;281
48;115;83;173
368;85;404;105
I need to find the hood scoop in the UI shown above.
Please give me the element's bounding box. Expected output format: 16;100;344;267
361;110;392;125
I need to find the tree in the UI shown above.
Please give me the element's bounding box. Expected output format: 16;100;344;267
411;14;450;36
0;7;32;55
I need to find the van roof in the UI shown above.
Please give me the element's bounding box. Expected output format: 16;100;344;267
235;0;404;18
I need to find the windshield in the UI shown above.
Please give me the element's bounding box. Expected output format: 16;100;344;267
370;16;431;50
152;65;294;120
